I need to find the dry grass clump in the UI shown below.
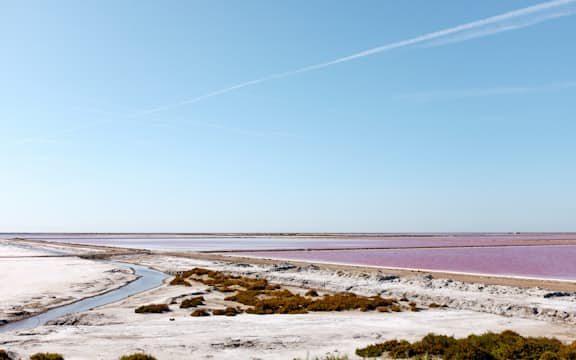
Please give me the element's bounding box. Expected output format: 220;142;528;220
355;331;576;359
134;304;170;314
119;354;157;360
0;350;11;360
294;355;350;360
190;308;210;317
428;302;447;309
180;296;205;309
29;354;64;360
212;307;243;316
174;268;279;291
169;276;191;287
172;268;402;315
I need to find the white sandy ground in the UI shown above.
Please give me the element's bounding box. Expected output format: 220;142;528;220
2;276;576;360
0;240;136;324
1;243;576;359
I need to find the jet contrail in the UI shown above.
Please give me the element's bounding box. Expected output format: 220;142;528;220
7;0;575;148
135;0;576;116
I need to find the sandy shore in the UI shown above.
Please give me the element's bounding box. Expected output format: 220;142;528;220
1;240;576;359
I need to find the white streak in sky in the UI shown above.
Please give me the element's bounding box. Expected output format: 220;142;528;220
396;82;576;101
7;0;576;148
136;0;576;116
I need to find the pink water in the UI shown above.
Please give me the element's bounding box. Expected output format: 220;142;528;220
6;233;576;280
4;233;576;251
243;245;576;280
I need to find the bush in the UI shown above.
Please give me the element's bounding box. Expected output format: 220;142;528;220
429;302;446;308
29;354;64;360
180;296;204;309
355;331;574;360
119;354;157;360
212;307;243;316
134;304;170;314
0;350;11;360
191;309;210;317
169;276;191;286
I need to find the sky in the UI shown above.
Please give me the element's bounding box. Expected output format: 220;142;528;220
0;0;575;233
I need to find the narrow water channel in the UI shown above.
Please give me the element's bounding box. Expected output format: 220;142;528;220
0;261;169;334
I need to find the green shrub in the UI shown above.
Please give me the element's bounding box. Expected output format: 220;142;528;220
191;308;210;317
29;354;64;360
119;354;157;360
355;331;574;360
134;304;170;314
180;296;204;309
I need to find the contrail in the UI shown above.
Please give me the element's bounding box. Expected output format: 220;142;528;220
136;0;576;116
6;0;575;148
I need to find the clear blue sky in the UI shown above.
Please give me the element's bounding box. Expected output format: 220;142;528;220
1;1;575;232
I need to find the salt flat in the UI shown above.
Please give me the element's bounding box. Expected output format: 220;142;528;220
3;275;575;360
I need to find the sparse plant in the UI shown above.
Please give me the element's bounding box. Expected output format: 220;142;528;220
119;354;157;360
428;302;446;309
355;331;574;359
180;296;204;309
169;276;191;286
191;308;210;317
134;304;170;314
29;354;64;360
212;307;243;316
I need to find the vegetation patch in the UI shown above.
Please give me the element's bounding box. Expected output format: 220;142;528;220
212;307;243;316
171;267;402;315
191;308;210;317
180;296;205;309
355;331;576;359
119;354;157;360
169;276;191;287
428;302;447;309
29;354;64;360
134;304;170;314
